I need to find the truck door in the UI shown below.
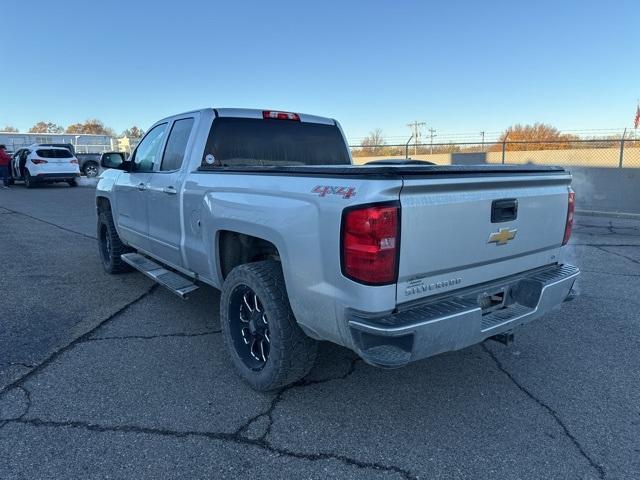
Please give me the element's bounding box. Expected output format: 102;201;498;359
146;116;196;267
113;123;168;251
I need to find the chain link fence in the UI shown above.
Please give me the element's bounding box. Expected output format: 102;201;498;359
351;138;640;168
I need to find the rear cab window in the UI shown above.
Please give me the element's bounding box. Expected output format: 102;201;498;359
36;149;73;159
202;117;350;167
160;118;194;171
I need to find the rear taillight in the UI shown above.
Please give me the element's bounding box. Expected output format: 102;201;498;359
262;110;300;121
70;159;79;164
562;190;575;245
31;159;48;164
341;203;400;285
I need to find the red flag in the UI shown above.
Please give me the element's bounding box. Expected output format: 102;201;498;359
635;104;640;129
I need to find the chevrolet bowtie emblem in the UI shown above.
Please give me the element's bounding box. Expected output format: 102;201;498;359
488;227;517;245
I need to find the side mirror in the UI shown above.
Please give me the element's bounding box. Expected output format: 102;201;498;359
101;152;126;170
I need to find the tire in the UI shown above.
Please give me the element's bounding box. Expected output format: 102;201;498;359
97;210;133;274
83;162;99;178
24;171;34;189
67;178;78;187
221;260;318;391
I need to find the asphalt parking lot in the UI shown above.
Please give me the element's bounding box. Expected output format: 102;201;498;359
1;184;639;479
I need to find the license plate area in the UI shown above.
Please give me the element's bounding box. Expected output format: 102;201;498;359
478;287;508;315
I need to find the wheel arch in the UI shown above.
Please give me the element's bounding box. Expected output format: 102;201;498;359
217;230;281;281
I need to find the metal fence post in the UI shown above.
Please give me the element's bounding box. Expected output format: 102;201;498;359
405;135;413;159
619;128;627;168
501;139;507;164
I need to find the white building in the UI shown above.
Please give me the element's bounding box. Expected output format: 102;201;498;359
0;132;116;153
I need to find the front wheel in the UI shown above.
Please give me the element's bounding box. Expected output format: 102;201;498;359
97;211;133;274
221;261;318;391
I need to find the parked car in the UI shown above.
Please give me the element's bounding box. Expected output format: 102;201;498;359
10;145;80;188
75;153;102;177
96;108;579;391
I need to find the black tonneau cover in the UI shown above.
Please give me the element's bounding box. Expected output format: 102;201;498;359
198;164;567;179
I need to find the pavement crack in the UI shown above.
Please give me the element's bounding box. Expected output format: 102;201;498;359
0;385;31;422
0;362;35;369
482;344;605;479
12;416;416;479
16;386;32;421
79;330;221;344
236;357;360;441
594;245;640;266
0;285;158;396
0;207;96;240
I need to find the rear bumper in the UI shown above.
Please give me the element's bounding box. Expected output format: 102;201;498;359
347;264;579;367
33;173;79;182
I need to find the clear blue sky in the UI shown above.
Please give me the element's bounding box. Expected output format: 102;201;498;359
2;0;638;142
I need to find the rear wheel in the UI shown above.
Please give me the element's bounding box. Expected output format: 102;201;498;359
97;210;133;274
83;162;99;177
67;178;77;187
221;261;317;391
24;171;34;189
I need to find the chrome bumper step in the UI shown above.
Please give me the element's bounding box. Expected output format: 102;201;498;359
348;263;580;367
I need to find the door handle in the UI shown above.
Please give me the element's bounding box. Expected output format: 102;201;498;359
162;186;177;195
137;182;146;191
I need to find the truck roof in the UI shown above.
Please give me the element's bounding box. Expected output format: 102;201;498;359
157;108;336;126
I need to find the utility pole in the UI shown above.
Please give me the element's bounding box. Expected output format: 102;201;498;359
407;121;426;155
480;131;485;150
427;128;437;154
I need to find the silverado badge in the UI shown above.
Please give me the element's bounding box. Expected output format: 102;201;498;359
488;227;517;245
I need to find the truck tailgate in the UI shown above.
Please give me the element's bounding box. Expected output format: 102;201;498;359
397;171;572;304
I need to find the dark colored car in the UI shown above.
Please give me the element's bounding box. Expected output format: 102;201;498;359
75;153;102;177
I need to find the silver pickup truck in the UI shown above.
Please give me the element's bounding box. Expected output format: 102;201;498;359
96;108;579;391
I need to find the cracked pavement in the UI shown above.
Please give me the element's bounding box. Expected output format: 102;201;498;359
1;186;639;479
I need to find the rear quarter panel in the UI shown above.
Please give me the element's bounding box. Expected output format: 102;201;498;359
182;172;402;345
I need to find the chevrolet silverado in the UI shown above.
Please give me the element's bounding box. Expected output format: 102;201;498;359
96;108;579;391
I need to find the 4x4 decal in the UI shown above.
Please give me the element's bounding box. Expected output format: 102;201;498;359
311;185;356;199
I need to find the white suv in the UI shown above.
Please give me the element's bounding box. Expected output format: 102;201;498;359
10;145;81;188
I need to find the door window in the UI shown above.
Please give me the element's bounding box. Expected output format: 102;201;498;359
160;118;194;171
132;123;167;172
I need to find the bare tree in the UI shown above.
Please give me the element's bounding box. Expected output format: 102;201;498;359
28;121;64;134
1;125;19;132
360;128;386;156
122;126;145;138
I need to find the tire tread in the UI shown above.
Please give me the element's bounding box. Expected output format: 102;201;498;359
221;261;317;391
98;210;133;274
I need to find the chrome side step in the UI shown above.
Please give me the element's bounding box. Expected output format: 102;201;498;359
120;253;199;299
